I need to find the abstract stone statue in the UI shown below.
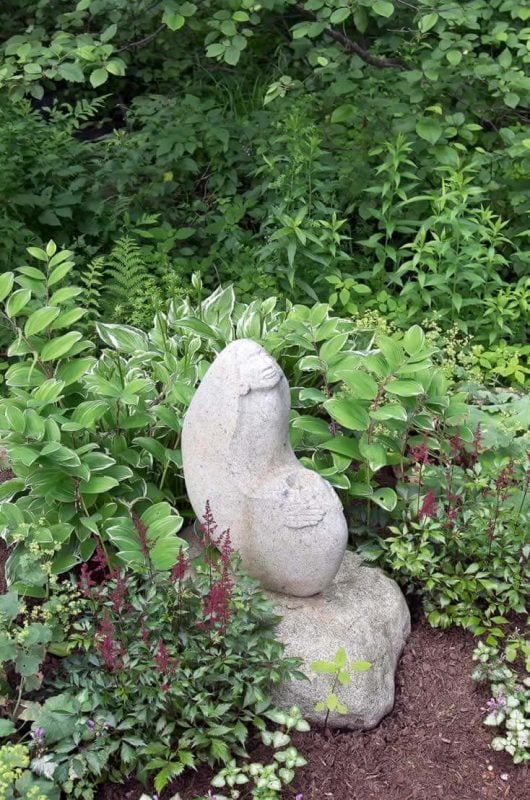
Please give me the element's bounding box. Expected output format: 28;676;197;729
182;339;348;596
182;338;410;730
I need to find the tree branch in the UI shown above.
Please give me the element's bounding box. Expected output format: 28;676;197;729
293;4;408;71
117;24;165;53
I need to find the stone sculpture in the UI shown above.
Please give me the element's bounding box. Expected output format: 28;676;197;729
182;338;411;729
182;338;348;596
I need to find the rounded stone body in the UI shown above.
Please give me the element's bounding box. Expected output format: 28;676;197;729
181;339;348;596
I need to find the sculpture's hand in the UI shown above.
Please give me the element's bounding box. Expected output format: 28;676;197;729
284;503;326;529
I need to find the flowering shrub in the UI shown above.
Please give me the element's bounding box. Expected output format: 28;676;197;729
18;506;303;796
364;433;529;638
472;639;530;764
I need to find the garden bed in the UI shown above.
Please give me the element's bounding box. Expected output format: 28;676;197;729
98;612;529;800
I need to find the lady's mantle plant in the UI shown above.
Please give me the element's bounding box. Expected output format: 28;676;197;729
472;638;530;764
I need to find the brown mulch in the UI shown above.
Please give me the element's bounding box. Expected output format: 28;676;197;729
97;615;529;800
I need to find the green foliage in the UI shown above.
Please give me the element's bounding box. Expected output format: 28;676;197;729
366;443;529;639
0;243;190;594
209;708;308;799
0;1;528;358
311;647;371;727
0;742;58;799
0;585;82;729
33;550;302;796
472;638;530;764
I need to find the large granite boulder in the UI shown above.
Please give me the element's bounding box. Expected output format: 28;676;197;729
268;551;411;730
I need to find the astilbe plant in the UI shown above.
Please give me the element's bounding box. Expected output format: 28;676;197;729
375;430;529;638
26;504;304;797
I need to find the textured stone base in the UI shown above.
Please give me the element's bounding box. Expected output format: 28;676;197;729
267;551;411;730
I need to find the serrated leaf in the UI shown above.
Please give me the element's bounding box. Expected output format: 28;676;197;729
334;647;347;668
310;660;336;673
350;660;372;672
58;62;84;82
0;719;16;737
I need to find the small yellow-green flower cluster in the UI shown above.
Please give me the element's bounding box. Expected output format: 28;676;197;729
0;743;29;798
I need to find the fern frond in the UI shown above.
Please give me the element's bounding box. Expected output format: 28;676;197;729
105;236;149;314
80;256;105;320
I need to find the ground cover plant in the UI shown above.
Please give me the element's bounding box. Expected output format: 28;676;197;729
0;0;529;797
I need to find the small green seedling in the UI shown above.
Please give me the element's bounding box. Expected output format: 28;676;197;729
311;647;372;729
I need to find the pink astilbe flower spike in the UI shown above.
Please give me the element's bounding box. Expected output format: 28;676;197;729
419;489;437;520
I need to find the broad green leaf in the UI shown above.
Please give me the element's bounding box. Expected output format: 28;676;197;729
90;68;108;87
310;660;336;674
56;357;96;385
163;10;185;30
80;475;119;494
403;325;425;356
319;437;360;459
6;289;31;317
49;308;87;330
27;246;48;262
371;488;397;511
334;647;347;668
419;13;438;32
359;441;387;472
58;62;84;82
49;286;83;305
96;322;148;354
40;332;83;361
373;0;394;17
0;719;16;737
24;306;60;336
325;398;369;431
330;8;350;24
331;104;356;124
446;49;462;66
71;400;109;428
0;272;14;302
338;371;378;400
369;404;407;422
320;333;348;361
291;415;332;438
0;591;19;623
386;380;424;397
416;116;442;145
48;261;74;286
